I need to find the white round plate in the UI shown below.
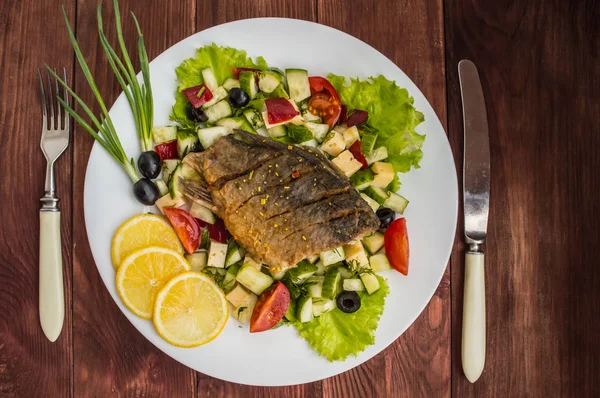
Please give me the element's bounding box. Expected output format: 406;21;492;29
84;18;458;386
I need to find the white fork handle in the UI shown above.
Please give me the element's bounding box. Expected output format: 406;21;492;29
462;251;486;382
39;211;64;342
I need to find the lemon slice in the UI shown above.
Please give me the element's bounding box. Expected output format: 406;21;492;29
112;214;183;269
116;247;190;319
153;272;229;347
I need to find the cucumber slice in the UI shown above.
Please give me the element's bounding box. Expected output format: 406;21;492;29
371;162;395;188
306;254;320;264
285;299;297;322
223;262;242;292
155;179;169;196
320;131;345;157
161;159;180;182
201;86;228;109
364;186;390;205
176;129;200;158
296;295;314;323
155;193;186;214
299;139;318;148
204;100;232;123
320;247;345;266
343;126;360;147
242;256;262;271
201;67;218;91
350;169;375;191
216;116;256;134
239;71;258;99
312;299;335;317
314;260;327;276
363;231;385;255
180;163;201;180
302;110;322;123
225;284;254;308
199;229;210;250
307;276;324;298
322;267;342;299
343;278;365;292
223;78;240;91
225;242;243;268
369;253;392;272
286;261;318;284
383;191;409;214
168;164;184;199
152;126;177;144
185;251;207;272
189;202;216;224
285;69;311;103
236;265;274;295
343;240;370;268
255;127;268;137
338;266;353;279
304;122;329;143
243;108;265;129
270;267;287;281
361;130;378;155
197;126;231;148
366;146;389;165
267;124;287;138
258;71;282;93
207;240;228;268
360;192;380;212
360;272;380;295
265;84;289;99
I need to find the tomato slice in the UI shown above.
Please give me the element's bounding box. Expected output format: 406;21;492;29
250;282;290;333
347;109;368;127
231;67;259;79
307;77;342;128
182;84;213;109
163;208;201;254
384;218;410;275
348;141;369;170
265;98;300;124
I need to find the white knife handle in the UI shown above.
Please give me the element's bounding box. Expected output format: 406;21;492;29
39;211;65;342
462;251;486;382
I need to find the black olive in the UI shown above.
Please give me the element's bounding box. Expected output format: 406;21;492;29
336;291;361;313
186;102;208;122
137;151;161;179
228;88;250;108
376;207;396;229
133;178;160;205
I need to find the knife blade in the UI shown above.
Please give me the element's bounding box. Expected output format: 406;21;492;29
458;59;490;383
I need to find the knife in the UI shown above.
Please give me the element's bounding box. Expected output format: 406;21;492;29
458;60;490;383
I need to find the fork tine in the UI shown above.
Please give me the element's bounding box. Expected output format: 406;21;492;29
38;69;47;130
62;68;69;132
53;68;62;129
45;68;55;130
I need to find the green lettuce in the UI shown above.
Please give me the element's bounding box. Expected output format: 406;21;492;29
327;74;426;173
170;43;267;128
292;276;389;361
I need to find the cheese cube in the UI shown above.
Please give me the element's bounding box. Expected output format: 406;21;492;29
343;126;360;147
226;284;254;308
155;194;186;214
320;131;346;157
343;240;370;268
207;240;228;268
332;150;363;177
371;161;395;188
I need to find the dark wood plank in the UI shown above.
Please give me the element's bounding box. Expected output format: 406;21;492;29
318;0;450;397
0;0;75;396
446;0;600;396
71;0;195;396
194;0;320;396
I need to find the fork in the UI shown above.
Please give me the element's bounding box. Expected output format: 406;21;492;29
38;68;69;342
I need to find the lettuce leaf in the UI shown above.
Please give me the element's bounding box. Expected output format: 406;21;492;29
328;74;426;173
292;276;389;361
170;44;268;128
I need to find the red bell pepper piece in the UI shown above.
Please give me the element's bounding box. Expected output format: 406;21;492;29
154;141;178;161
265;98;299;124
348;141;369;170
182;84;213;109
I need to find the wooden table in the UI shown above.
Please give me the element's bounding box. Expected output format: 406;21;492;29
1;0;598;396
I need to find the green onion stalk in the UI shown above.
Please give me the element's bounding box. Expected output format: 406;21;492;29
49;0;154;183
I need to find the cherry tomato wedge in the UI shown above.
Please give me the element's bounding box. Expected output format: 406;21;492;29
231;67;259;79
307;77;342;128
163;208;201;254
265;98;299;124
182;84;213;109
250;282;290;333
384;218;410;275
154;141;178;161
347;109;369;127
207;218;230;243
348;141;369;170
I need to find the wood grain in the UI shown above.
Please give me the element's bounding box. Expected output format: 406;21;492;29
0;0;75;396
445;0;600;396
71;1;196;396
318;0;450;396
